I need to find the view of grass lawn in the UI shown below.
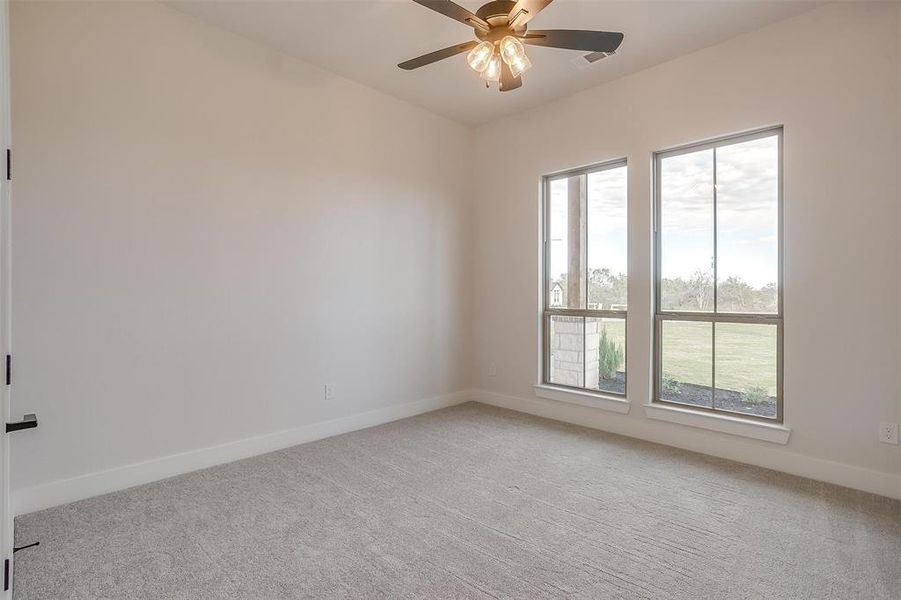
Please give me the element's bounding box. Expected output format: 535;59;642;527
567;318;776;404
662;321;776;396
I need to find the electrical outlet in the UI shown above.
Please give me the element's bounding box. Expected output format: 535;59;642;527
324;384;335;400
487;362;497;377
879;422;899;445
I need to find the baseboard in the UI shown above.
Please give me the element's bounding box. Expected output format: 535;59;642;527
472;389;901;500
13;390;472;516
15;388;897;515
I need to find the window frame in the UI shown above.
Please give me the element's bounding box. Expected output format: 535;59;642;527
653;126;784;422
541;158;628;397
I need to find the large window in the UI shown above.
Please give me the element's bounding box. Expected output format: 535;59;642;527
542;160;627;396
654;128;782;420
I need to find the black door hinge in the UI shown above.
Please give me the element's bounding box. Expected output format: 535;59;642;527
5;149;9;181
3;558;8;591
5;354;9;385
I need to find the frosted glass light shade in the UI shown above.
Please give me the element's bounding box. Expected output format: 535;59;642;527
481;54;502;84
499;36;526;64
466;41;495;72
508;53;532;78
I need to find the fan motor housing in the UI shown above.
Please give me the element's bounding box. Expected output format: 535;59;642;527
475;1;516;24
474;1;526;42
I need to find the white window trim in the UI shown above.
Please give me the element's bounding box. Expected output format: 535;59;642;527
643;402;791;444
534;384;630;414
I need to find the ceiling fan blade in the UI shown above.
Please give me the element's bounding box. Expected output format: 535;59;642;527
499;61;522;92
398;41;479;70
508;0;554;28
522;30;624;53
412;0;490;32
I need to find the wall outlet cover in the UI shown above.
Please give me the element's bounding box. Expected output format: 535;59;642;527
878;422;899;445
324;384;336;400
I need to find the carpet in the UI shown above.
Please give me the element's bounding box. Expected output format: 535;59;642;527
13;402;901;599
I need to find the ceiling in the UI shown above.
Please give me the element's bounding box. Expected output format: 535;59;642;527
167;0;822;126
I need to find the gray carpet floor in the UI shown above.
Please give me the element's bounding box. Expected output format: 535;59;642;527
12;402;901;599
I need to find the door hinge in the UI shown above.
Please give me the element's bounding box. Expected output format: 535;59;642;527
5;149;9;181
3;558;8;591
5;354;9;385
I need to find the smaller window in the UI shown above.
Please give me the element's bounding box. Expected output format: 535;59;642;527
542;159;628;397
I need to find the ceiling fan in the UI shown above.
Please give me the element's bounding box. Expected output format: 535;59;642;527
397;0;624;92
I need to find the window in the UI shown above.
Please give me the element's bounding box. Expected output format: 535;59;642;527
654;128;782;420
542;160;627;396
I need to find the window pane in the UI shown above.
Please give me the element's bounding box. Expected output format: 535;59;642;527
587;167;627;310
549;315;584;388
660;150;714;312
714;323;777;418
716;136;779;314
548;176;585;309
586;317;625;395
660;320;712;408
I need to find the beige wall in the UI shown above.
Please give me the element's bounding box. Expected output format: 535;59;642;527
9;0;473;509
471;2;901;494
8;0;901;510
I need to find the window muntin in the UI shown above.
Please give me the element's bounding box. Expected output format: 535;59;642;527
543;160;627;397
654;128;782;421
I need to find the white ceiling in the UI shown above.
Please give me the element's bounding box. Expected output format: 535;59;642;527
167;0;822;125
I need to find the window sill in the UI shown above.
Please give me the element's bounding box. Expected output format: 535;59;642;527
534;385;630;414
643;402;791;444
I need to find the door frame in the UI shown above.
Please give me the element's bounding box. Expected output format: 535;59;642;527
0;0;12;596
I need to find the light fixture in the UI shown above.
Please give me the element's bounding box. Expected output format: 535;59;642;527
466;41;494;73
499;36;526;64
398;1;626;94
507;53;532;78
499;35;532;78
480;53;501;85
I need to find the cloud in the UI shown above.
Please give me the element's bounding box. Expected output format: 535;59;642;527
661;135;779;287
547;136;779;286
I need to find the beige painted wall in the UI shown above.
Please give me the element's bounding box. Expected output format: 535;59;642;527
471;2;901;492
8;0;901;509
9;0;473;505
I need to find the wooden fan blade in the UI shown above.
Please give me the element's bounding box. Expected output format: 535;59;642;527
522;30;624;53
499;60;522;92
508;0;554;28
412;0;490;31
398;41;479;70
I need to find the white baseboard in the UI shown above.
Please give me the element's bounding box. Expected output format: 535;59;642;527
13;391;472;516
14;388;898;515
472;389;901;500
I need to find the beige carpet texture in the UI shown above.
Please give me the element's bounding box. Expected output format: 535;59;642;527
12;402;901;599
